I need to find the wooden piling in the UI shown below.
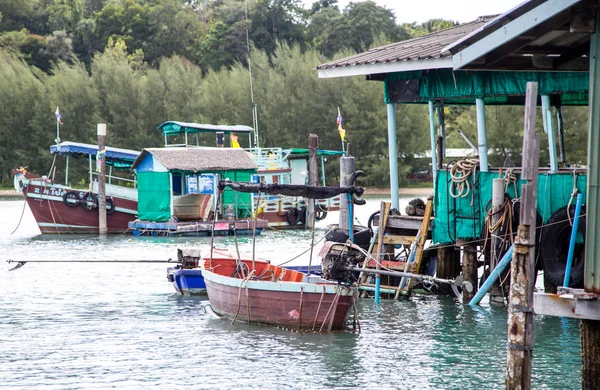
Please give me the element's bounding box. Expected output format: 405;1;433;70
506;82;540;390
307;134;318;229
462;243;478;301
97;124;107;237
437;246;460;294
581;319;600;389
490;178;506;303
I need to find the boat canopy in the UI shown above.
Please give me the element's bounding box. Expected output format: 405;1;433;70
158;121;254;136
286;148;345;158
50;141;140;168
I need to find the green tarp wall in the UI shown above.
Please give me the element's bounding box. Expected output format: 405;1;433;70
137;171;171;222
433;170;587;245
384;69;589;105
221;170;253;218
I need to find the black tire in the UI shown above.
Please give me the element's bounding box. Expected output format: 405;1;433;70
63;191;80;207
540;205;586;288
298;207;307;224
285;207;300;225
367;210;380;231
81;192;98;211
315;204;328;221
106;197;115;215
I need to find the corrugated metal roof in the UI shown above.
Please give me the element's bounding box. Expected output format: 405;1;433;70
316;16;499;71
133;148;258;172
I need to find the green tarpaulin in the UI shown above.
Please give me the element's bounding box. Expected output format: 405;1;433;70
137;171;171;222
384;69;589;105
433;170;587;245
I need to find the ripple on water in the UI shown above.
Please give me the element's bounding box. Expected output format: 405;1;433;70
0;199;582;389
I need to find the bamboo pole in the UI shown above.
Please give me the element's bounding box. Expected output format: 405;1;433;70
506;81;540;390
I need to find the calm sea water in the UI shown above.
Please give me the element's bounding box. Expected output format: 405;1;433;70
0;196;582;389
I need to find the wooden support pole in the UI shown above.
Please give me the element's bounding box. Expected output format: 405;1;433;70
437;246;460;295
462;243;478;301
581;319;600;389
506;81;540;390
490;178;506;304
97;124;107;237
307;134;318;229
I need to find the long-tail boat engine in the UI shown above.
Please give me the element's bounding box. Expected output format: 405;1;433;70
319;242;366;284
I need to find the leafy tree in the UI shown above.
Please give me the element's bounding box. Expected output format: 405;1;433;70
249;0;308;56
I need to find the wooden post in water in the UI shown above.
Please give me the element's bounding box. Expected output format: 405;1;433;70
490;178;506;304
339;156;355;234
437;246;460;295
462;243;478;301
97;123;107;237
307;134;318;229
506;82;540;390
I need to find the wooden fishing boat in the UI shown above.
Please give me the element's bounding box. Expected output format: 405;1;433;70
14;142;139;234
202;255;358;331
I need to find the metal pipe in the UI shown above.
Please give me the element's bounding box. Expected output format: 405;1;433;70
542;95;559;172
428;101;438;185
65;156;69;186
347;193;354;243
469;244;514;306
556;105;566;164
320;155;326;186
386;103;399;210
475;98;489;172
564;193;583;287
436;101;446;160
457;128;479;155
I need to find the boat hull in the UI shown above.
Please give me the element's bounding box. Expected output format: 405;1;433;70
167;267;207;295
203;268;356;331
23;180;137;234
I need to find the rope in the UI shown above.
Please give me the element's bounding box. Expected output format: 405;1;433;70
319;289;341;332
232;270;255;325
567;169;579;226
10;187;28;235
312;285;326;331
449;159;479;205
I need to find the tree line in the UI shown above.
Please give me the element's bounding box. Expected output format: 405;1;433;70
0;0;589;187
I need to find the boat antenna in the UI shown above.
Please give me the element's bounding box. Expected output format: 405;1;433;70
245;0;259;148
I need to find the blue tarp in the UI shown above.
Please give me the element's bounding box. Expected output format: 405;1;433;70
50;141;140;163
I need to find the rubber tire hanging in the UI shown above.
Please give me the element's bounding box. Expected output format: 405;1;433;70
285;207;300;225
106;198;115;215
315;204;328;221
63;191;80;207
81;192;99;211
540;205;586;288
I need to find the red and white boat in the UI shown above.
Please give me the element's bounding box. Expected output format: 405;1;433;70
201;180;365;331
14;141;139;234
202;254;358;331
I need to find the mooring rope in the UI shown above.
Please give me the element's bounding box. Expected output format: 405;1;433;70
449;159;480;204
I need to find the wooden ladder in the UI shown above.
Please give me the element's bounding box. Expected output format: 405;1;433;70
357;198;434;299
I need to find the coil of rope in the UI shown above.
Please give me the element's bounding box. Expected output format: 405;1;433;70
449;159;480;205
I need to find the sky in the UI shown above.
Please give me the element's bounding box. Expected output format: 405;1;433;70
302;0;527;24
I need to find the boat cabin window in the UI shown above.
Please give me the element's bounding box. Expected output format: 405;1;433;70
172;173;183;195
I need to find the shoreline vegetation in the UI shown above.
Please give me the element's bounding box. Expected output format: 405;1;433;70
1;187;434;198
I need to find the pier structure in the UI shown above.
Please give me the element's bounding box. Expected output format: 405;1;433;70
317;0;600;387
